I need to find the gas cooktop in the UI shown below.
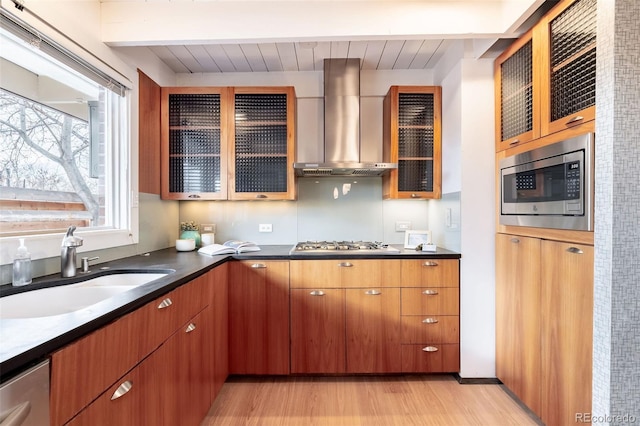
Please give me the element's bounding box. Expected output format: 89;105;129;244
290;241;400;255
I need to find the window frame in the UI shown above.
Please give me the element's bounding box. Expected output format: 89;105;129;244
0;8;138;266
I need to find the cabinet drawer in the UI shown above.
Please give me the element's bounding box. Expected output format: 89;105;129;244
401;315;459;344
401;259;459;287
401;344;460;373
290;260;401;288
401;288;459;315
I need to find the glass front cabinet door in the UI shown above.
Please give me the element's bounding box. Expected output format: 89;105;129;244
383;86;442;200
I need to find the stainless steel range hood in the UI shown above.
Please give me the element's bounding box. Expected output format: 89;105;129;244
293;58;397;177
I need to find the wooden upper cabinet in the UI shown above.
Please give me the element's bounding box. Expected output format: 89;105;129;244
160;86;296;200
495;0;596;151
383;86;442;200
228;87;296;200
494;30;539;151
538;0;597;136
160;87;229;200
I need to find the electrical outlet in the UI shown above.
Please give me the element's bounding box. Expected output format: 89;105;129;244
201;223;216;233
395;221;412;232
259;224;273;233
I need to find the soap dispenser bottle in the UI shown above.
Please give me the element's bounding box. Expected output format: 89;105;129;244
12;238;32;286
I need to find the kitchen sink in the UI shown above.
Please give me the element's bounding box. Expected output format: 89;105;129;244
0;271;171;319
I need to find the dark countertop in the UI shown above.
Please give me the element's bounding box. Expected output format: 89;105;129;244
0;244;460;381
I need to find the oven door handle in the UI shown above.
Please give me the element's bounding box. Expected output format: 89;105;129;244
0;401;31;426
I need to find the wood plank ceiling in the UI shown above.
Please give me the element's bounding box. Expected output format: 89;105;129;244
146;39;454;73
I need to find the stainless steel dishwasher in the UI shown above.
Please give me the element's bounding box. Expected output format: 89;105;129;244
0;360;49;426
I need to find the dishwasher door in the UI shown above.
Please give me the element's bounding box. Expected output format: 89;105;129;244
0;360;49;426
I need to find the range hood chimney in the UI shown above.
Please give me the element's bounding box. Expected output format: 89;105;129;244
293;58;397;177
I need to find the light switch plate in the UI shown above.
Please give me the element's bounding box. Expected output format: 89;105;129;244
201;223;216;233
395;221;412;232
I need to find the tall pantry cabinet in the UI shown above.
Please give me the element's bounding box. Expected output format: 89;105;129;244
494;0;596;425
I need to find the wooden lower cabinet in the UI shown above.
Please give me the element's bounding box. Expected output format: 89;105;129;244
346;288;401;373
290;288;346;373
228;260;290;375
210;263;229;398
50;271;218;426
540;240;593;426
290;259;460;374
495;233;593;426
495;234;542;415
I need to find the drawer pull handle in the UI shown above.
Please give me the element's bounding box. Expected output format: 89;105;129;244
422;346;439;353
508;138;520;145
185;323;196;333
510;238;520;243
365;289;381;296
422;318;439;324
251;263;267;269
157;298;173;309
566;247;584;254
422;290;439;295
338;262;353;267
310;290;325;296
566;115;584;125
422;261;438;267
111;380;133;400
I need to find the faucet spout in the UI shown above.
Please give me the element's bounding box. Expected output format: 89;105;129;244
61;226;83;278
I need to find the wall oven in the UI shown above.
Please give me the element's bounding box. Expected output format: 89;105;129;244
499;133;594;231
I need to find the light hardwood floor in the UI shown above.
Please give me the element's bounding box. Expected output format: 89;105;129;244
201;375;541;426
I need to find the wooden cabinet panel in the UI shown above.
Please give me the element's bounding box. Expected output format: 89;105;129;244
210;263;228;398
401;344;460;373
400;288;459;316
290;259;401;288
229;261;290;374
138;70;161;195
495;233;542;415
290;288;346;374
345;288;401;373
540;240;593;426
401;315;459;344
400;259;459;287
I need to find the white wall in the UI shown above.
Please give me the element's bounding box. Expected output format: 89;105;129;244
433;44;496;378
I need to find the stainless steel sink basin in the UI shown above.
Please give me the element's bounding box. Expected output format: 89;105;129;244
0;271;171;319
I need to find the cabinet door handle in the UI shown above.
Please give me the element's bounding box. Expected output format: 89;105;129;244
365;289;381;295
338;262;353;267
111;380;133;401
508;138;520;145
422;317;439;324
566;115;584;125
251;263;267;269
185;323;196;333
309;290;325;296
422;289;439;295
157;298;173;309
566;247;584;254
410;193;421;198
187;194;201;199
510;238;520;243
422;261;438;267
255;194;268;199
422;346;439;352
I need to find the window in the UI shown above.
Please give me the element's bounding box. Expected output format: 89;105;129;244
0;10;134;264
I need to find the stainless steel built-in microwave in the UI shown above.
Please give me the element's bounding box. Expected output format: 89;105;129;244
499;133;594;231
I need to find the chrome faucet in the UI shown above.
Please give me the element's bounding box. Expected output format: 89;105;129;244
61;226;83;277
